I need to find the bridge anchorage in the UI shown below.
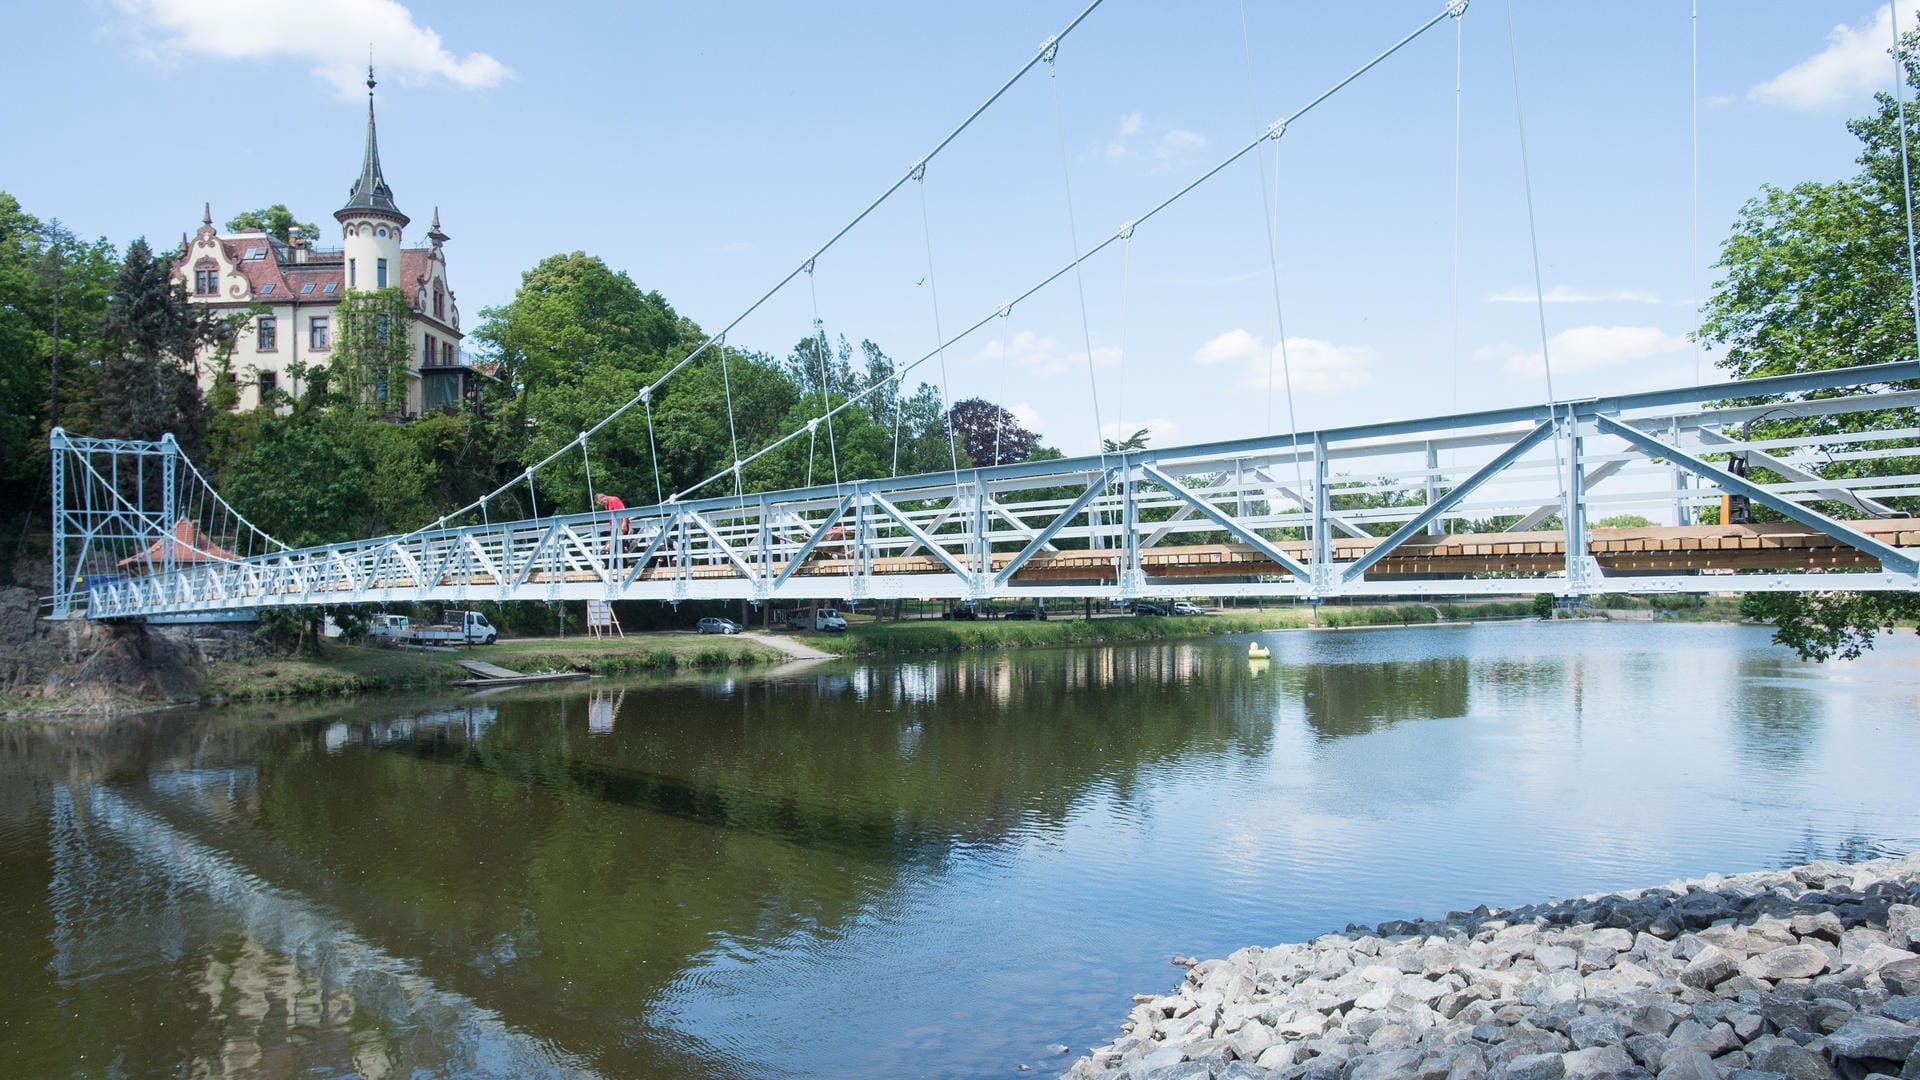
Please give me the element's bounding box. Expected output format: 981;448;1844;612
50;363;1920;623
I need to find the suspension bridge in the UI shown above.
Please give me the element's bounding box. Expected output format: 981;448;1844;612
48;1;1920;622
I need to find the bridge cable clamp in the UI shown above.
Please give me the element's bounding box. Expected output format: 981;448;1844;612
909;159;927;183
1118;220;1135;241
997;301;1013;319
1039;35;1059;65
1446;0;1469;20
802;258;816;275
1266;118;1289;142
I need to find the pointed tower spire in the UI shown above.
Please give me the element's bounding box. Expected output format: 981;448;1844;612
336;61;409;226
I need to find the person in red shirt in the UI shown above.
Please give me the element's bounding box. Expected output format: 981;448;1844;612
594;493;629;556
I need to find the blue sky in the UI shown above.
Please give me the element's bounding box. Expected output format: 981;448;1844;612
5;1;1909;455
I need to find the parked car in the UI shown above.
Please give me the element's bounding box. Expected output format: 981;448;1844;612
697;617;741;635
1132;602;1168;616
396;609;497;646
1171;601;1206;616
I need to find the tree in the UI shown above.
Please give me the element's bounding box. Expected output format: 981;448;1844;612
946;397;1038;466
0;194;116;524
225;205;317;245
93;237;219;456
1696;29;1920;660
329;288;415;415
1102;427;1151;453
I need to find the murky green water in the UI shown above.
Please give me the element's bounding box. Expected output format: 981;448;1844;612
1;621;1915;1077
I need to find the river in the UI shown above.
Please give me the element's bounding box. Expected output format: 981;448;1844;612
0;621;1914;1077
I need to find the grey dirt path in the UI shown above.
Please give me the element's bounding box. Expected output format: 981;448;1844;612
741;632;842;661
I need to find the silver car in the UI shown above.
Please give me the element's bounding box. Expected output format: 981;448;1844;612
697;617;741;635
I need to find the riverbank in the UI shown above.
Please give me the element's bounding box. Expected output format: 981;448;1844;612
1063;852;1920;1080
1;631;789;716
840;602;1543;657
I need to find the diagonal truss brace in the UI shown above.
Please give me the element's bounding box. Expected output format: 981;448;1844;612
1595;413;1918;575
870;491;973;582
995;469;1114;586
774;494;855;588
1140;464;1311;581
1343;420;1558;583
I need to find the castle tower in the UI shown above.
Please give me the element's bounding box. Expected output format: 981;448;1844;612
336;65;407;292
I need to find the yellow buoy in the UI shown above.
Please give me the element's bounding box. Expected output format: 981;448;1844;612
1247;642;1271;660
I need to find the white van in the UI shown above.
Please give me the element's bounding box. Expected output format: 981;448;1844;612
786;606;848;632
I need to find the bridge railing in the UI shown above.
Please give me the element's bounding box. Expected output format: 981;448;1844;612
75;363;1919;619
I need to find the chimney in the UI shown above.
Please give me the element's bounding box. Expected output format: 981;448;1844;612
289;226;309;264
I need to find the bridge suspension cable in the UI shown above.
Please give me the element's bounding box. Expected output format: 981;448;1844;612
408;0;1110;533
664;2;1467;504
1892;0;1920;365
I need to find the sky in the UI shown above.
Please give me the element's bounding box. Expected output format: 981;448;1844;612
5;1;1913;457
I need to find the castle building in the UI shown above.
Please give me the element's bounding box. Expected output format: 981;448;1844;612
173;69;470;416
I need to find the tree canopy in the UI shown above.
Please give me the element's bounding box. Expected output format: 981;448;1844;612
1697;30;1920;660
225;205;318;245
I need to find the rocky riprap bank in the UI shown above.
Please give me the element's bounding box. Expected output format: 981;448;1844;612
1064;855;1920;1080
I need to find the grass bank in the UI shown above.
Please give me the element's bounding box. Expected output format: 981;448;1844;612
200;633;786;703
839;602;1538;657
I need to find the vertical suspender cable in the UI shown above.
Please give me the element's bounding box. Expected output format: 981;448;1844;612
805;264;842;490
1504;0;1569;511
1238;0;1310;513
1045;48;1110;462
1452;8;1465;417
643;393;665;507
717;334;745;500
1691;0;1702;383
914;171;966;496
1891;0;1920;363
1504;0;1556;404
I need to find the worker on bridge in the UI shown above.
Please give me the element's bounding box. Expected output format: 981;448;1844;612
594;493;631;556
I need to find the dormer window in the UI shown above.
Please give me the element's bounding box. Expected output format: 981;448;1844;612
433;282;445;319
193;261;218;295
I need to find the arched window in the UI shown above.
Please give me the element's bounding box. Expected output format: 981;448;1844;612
433;282;445;320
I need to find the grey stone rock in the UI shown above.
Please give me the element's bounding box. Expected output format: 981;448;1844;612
1627;1005;1686;1037
1794;913;1846;944
1626;1035;1672;1070
1883;960;1920;998
1822;1015;1920;1062
1571;1015;1630;1049
1136;1060;1216;1080
1507;1052;1568;1080
1744;946;1832;982
1747;1037;1842;1080
1809;999;1858;1034
1880;998;1920;1024
1537;946;1580;972
1682;948;1742;991
1654;1051;1723;1080
1563;1044;1637;1078
1348;1047;1426;1080
1725;1072;1791;1080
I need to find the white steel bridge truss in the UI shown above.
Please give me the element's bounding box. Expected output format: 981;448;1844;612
60;364;1920;620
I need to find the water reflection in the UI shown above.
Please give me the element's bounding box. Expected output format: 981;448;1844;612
0;624;1915;1079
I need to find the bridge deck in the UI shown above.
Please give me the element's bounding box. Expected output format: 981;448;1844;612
241;521;1917;596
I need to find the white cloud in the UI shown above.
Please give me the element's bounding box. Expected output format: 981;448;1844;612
1750;2;1917;109
1008;402;1046;433
112;0;510;98
1107;113;1208;163
1192;329;1374;393
975;331;1120;378
1486;285;1663;305
1097;417;1182;451
1478;325;1691;377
